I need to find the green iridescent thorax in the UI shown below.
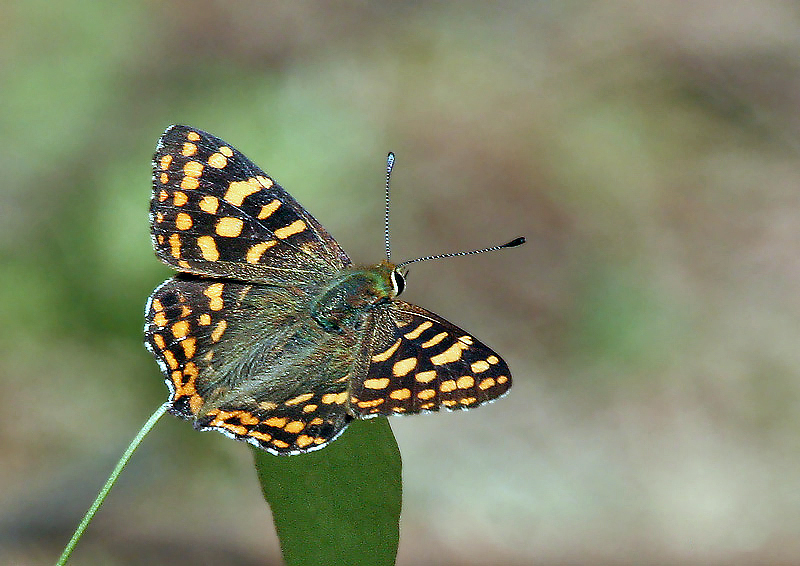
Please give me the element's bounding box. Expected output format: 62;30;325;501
310;261;399;333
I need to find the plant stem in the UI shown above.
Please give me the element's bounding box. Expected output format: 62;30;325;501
56;403;168;566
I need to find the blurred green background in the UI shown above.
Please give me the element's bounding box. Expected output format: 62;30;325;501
3;1;800;564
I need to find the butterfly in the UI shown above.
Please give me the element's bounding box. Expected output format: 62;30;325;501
144;125;522;455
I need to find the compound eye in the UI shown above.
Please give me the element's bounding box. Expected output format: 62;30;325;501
390;269;406;296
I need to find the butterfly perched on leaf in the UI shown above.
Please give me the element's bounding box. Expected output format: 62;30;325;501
144;125;522;455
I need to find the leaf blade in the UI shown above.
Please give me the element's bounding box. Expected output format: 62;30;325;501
254;418;402;566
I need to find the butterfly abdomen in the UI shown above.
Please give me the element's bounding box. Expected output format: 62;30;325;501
310;264;396;333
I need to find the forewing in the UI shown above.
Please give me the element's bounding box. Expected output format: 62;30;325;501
144;276;355;454
349;300;512;416
151;125;350;284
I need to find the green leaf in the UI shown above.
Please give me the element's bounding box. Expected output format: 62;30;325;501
253;418;402;566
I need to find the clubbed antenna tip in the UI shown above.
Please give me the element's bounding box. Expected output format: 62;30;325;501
502;237;526;248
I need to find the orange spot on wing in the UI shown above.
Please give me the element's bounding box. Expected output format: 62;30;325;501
199;195;219;214
456;376;475;389
163;351;178;369
431;342;468;365
392;357;417;377
255;175;273;188
415;370;436;383
203;283;224;311
364;378;390;389
285;393;314;406
224;178;260;206
215;217;244;237
257;199;281;219
421;332;448;348
183;161;203;178
284;421;305;434
180;176;199;191
274;219;306;239
389;388;411;400
404;321;432;339
208;152;227;168
245;240;277;263
171;320;190;339
173;191;188;206
237;411;260;425
211;320;227;342
181;337;196;359
168;233;181;258
189;394;203;414
175;212;193;230
196;236;219;261
371;338;401;362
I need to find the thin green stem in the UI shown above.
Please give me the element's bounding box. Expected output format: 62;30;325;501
56;403;168;566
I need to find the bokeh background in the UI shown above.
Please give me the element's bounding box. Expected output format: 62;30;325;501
3;1;800;564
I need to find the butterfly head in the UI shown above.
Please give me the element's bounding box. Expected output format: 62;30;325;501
373;260;406;298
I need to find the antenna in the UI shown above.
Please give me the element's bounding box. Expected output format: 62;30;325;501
380;151;524;268
397;237;526;268
384;152;395;261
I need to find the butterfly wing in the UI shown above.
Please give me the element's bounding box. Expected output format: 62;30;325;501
151;125;350;285
348;300;512;416
145;276;356;454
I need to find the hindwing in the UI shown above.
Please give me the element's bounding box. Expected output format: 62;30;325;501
349;301;512;417
144;276;356;454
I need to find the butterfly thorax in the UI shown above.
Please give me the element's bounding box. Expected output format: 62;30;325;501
310;262;400;334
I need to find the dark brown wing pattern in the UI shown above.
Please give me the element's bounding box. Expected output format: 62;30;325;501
349;300;512;417
151;125;350;285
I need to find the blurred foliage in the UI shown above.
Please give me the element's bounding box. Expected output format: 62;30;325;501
2;1;800;565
